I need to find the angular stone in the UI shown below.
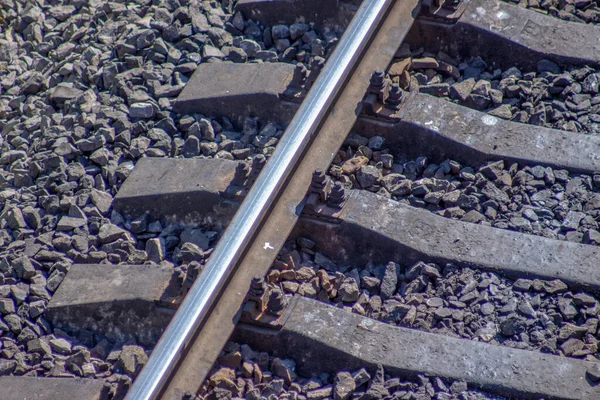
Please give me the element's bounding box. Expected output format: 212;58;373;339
560;338;585;356
450;78;476;102
118;345;148;377
334;371;356;400
90;189;113;214
6;207;26;229
379;262;398;299
49;84;83;102
13;257;36;280
57;216;87;231
342;156;369;175
49;338;72;355
130;102;155;119
98;224;126;244
0;298;15;314
562;211;585;231
145;238;164;263
412;57;439;69
27;338;51;355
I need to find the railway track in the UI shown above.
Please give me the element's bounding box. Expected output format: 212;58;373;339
4;0;600;399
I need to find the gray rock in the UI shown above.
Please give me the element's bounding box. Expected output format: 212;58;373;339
479;302;495;316
118;345;148;377
513;279;532;291
183;136;200;158
450;78;476;102
0;150;26;165
0;360;16;374
560;338;584;356
57;216;86;231
90;148;110;166
0;298;16;314
499;315;525;336
6;207;27;229
487;104;513;119
49;84;83;102
356;165;380;188
203;45;225;59
352;368;371;388
271;25;290;40
517;301;536;318
333;371;355;400
180;228;210;250
13;257;36;280
136;30;155;49
338;278;360;302
379;262;398;299
27;338;51;355
90;189;113;214
543;279;568;294
98;223;126;244
239;39;261;57
130;102;155;119
145;238;165;263
76;135;106;152
21;207;40;230
583;73;599;94
558;297;578;320
22;72;45;94
562;211;585;231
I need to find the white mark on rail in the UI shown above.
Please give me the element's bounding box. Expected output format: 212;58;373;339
263;242;274;250
425;120;440;132
481;115;498;126
534;134;549;149
496;10;509;20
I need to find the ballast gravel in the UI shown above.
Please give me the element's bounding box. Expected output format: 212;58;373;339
330;131;600;246
267;238;600;360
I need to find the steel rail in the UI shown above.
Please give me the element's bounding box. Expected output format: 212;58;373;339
124;1;394;399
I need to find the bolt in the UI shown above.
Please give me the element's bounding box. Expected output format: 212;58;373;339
251;154;266;171
250;276;267;296
291;63;308;88
368;70;389;104
236;162;250;176
306;57;326;90
370;70;385;89
310;56;326;73
311;169;326;191
233;162;250;185
386;83;404;110
328;181;346;207
266;287;287;316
